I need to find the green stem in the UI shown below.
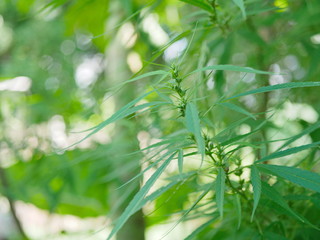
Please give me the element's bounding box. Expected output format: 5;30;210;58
225;173;248;201
0;166;30;240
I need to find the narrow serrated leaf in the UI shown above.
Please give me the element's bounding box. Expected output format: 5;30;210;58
155;88;173;103
256;141;320;163
184;216;218;240
179;0;213;12
250;165;261;221
233;0;246;19
234;194;242;229
67;100;168;148
185;102;205;158
162;184;213;239
107;153;175;240
187;65;273;77
138;180;180;210
261;181;305;223
218;102;256;119
118;70;169;87
277;120;320;151
216;167;226;217
226;82;320;100
258;164;320;193
178;149;184;174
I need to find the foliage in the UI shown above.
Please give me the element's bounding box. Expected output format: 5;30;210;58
1;0;320;239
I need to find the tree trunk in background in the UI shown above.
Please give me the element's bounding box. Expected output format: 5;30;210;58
104;4;145;239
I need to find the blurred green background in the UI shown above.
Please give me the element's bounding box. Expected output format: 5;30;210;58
1;0;320;239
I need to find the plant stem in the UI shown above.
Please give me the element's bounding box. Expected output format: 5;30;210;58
225;173;248;201
0;166;30;240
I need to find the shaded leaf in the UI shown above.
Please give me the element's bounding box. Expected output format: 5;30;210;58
233;0;246;19
216;167;226;217
250;165;261;221
261;181;304;222
234;194;242;229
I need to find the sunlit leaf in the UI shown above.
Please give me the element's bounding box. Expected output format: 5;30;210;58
121;70;169;86
179;0;213;12
277;120;320;151
233;0;246;19
227;82;320;100
162;183;212;239
178;149;184;174
187;65;273;77
218;102;256;119
185;102;205;158
184;216;218;240
255;141;320;163
258;164;320;193
107;153;175;240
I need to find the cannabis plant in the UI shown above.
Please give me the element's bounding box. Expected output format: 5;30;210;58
1;0;320;239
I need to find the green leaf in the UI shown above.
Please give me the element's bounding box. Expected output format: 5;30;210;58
218;102;256;120
185;102;205;159
216;167;226;217
184;216;218;240
138;180;181;210
233;0;246;19
234;194;241;229
187;65;273;77
255;141;320;163
123;70;169;85
214;116;251;140
152;30;191;56
226;82;320;100
107;153;175;240
257;164;320;193
110;70;170;91
179;0;213;12
162;184;213;239
277;120;320;151
250;165;261;221
67;92;169;148
178;149;184;174
115;150;175;189
261;181;304;222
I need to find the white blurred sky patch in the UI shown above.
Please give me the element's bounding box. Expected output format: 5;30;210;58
142;13;169;47
60;39;75;55
311;33;320;44
269;63;287;85
118;22;137;48
127;51;142;73
48;115;68;149
75;54;104;89
164;37;188;62
0;76;32;92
